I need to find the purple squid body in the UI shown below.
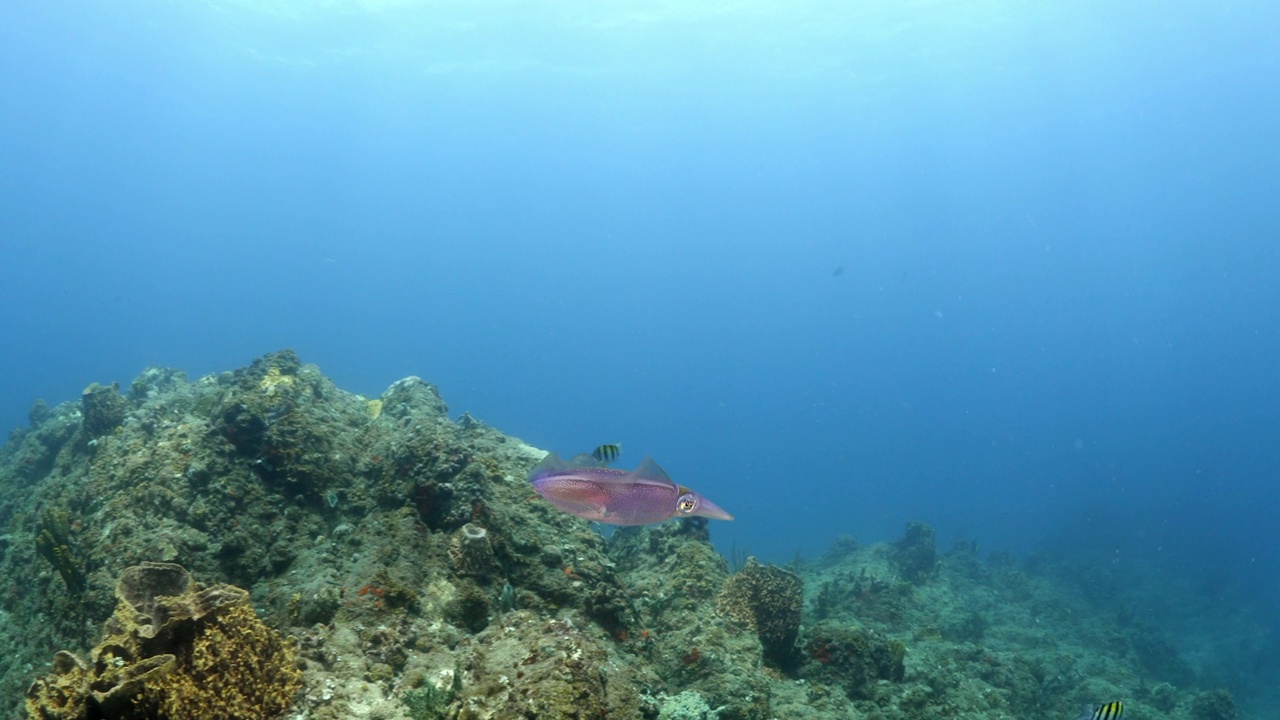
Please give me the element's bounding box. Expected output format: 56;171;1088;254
529;453;733;526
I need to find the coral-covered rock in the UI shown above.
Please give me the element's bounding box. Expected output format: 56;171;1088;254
608;522;772;719
28;399;52;428
799;621;905;700
380;376;449;420
80;382;129;439
127;367;188;403
1190;688;1238;720
890;521;937;583
26;562;301;720
451;611;646;720
715;557;803;670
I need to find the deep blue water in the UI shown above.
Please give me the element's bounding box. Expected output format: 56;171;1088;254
3;0;1279;705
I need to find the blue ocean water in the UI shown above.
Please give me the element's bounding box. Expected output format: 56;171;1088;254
2;0;1278;707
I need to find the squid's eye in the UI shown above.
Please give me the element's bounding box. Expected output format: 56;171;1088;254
676;493;698;514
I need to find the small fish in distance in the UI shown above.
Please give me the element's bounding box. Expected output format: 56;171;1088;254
1075;701;1122;720
529;453;733;526
591;443;621;464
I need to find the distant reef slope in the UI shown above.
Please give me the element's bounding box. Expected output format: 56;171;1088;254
0;351;1240;720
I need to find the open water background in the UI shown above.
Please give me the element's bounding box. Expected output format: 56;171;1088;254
2;1;1278;711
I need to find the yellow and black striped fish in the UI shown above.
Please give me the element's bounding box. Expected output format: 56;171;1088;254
591;443;622;464
1076;701;1122;720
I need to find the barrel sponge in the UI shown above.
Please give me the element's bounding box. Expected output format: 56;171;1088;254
715;557;803;670
448;522;496;578
26;562;302;720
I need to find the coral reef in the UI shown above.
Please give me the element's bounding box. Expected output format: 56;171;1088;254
0;351;1256;720
26;561;301;720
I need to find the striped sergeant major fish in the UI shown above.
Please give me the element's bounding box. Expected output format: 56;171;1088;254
1075;701;1122;720
591;443;622;464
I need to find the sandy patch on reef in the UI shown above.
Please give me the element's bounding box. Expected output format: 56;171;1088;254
515;442;548;461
